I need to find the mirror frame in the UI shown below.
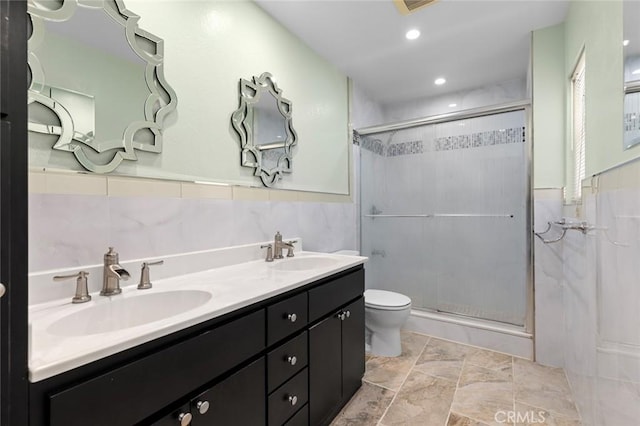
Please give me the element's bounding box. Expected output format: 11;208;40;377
27;0;178;173
231;72;297;187
623;0;640;150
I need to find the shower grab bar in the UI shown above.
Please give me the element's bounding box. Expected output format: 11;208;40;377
535;219;593;243
363;213;514;218
535;219;629;246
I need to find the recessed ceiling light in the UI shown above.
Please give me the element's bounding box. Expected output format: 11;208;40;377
405;29;420;40
632;68;640;75
434;77;446;85
623;39;630;46
448;103;457;108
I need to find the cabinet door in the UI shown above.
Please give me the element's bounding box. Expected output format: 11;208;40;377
341;297;365;400
309;314;342;426
191;358;265;426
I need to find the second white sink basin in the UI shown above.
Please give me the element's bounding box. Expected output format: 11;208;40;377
270;256;341;271
47;290;212;336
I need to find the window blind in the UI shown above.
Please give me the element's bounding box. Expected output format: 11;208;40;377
571;54;586;202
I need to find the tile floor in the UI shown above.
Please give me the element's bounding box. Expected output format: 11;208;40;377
331;332;581;426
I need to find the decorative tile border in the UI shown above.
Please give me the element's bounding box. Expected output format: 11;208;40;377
434;127;525;151
359;126;525;157
361;136;386;156
352;131;362;146
387;140;424;157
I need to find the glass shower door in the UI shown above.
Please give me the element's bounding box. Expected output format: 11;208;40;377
360;108;528;326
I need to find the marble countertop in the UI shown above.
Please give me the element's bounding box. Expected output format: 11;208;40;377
29;251;367;382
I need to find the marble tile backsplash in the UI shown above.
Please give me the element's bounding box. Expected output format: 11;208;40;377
533;188;565;368
29;194;357;273
558;159;640;425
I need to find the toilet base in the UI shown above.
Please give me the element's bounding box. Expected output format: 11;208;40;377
366;326;402;357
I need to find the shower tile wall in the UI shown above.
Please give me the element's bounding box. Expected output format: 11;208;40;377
360;111;528;325
559;159;640;425
533;188;565;368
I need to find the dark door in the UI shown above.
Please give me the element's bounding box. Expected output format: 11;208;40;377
309;314;341;426
341;297;365;400
191;358;265;426
0;0;29;424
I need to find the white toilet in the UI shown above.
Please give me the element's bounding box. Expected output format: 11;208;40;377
364;289;412;357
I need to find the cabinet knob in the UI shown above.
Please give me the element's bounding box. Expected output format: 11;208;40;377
337;312;346;321
196;400;210;415
177;412;192;426
287;313;297;323
345;310;351;318
288;395;298;406
287;355;297;366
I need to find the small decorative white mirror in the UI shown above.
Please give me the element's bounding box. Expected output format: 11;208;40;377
231;72;297;187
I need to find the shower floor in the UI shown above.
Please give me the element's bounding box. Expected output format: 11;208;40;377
331;331;580;426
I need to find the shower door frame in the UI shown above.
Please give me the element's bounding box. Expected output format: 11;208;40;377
357;100;534;335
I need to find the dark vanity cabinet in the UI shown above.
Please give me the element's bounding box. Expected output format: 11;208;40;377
29;265;364;426
156;358;266;426
309;277;365;426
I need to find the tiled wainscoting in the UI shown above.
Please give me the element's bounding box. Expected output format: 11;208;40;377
28;172;357;303
332;332;580;426
533;158;640;425
560;160;640;426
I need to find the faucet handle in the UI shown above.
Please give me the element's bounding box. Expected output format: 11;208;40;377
54;271;91;304
286;240;298;257
138;260;164;290
260;244;274;262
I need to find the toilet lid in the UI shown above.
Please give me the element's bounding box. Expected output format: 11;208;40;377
364;289;411;309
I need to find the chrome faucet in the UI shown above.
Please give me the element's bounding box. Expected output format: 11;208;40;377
273;232;297;259
100;247;130;296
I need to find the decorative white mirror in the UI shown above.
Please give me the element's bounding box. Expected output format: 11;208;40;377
623;0;640;150
231;72;297;187
27;0;177;173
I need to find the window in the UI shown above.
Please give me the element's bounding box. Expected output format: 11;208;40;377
570;53;586;202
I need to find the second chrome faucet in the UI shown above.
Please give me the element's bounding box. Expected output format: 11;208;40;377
262;232;297;262
100;247;130;296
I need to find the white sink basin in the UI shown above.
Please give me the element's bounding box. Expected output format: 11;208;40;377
270;256;341;271
47;290;212;336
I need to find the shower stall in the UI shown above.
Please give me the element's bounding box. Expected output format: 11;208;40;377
358;102;532;338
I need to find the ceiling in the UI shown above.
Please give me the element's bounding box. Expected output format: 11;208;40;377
255;0;569;106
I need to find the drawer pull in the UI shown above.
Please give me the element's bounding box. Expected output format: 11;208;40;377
287;313;297;323
196;400;210;415
288;395;298;406
287;355;297;366
177;412;192;426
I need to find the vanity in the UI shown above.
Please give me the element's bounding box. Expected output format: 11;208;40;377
28;247;366;426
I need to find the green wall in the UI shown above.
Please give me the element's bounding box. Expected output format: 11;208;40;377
565;0;634;178
533;1;637;192
532;23;566;189
28;1;350;195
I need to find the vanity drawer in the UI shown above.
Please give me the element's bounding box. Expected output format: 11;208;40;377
267;292;307;345
189;358;265;426
284;404;308;426
268;368;308;426
309;268;364;322
48;310;265;426
267;331;308;392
